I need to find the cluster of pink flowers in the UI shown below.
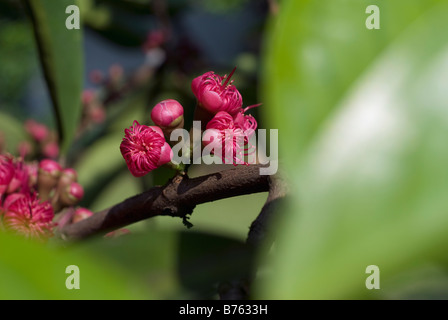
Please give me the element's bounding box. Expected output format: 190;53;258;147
14;119;60;160
193;69;259;165
0;154;91;241
120;68;259;177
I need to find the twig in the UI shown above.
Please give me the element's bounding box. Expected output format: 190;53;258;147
60;164;269;241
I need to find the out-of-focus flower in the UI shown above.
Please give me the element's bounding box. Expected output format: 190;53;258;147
58;168;77;189
0;155;14;195
2;193;55;241
17;141;33;159
25;120;49;142
192;68;243;116
82;89;96;106
42;141;60;159
59;182;84;207
120;121;173;177
89;105;106;124
7;160;30;194
37;159;62;200
143;30;165;51
72;207;93;224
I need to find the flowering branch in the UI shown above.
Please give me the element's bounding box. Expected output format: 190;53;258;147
60;164;270;241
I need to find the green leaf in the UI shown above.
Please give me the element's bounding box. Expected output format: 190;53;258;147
258;0;448;299
0;232;150;299
0;111;28;154
24;0;83;154
79;229;255;299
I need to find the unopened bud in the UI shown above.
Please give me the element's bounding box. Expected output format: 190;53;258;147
72;207;93;223
58;168;78;188
42;141;59;159
25;120;49;142
151;99;184;129
59;182;84;207
37;159;62;200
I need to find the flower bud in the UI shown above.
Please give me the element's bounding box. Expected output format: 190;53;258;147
151;99;184;128
37;159;62;201
59;182;84;207
72;207;93;224
42;141;60;159
24;120;49;142
58;168;78;188
17;141;33;159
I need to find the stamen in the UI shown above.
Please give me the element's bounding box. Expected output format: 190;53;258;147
222;66;237;88
243;103;262;113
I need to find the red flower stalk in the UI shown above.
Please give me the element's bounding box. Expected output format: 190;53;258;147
2;193;55;241
120;121;173;177
192;68;243;116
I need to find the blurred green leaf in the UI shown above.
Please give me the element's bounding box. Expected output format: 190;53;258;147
79;229;254;299
0;111;28;154
0;232;149;299
24;0;83;153
258;0;448;299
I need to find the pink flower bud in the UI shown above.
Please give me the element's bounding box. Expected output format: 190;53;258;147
68;182;84;201
39;159;62;176
143;30;165;51
89;105;106;124
72;207;93;224
82;89;96;105
24;120;49;142
38;159;62;200
59;168;78;185
42;141;60;159
120;121;173;177
58;182;84;209
17;141;33;158
150;99;184;128
192;68;243;116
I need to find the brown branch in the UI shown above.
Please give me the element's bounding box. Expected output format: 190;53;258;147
60;164;269;241
219;173;288;300
247;174;288;247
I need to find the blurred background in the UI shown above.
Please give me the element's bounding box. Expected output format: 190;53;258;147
2;0;448;300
